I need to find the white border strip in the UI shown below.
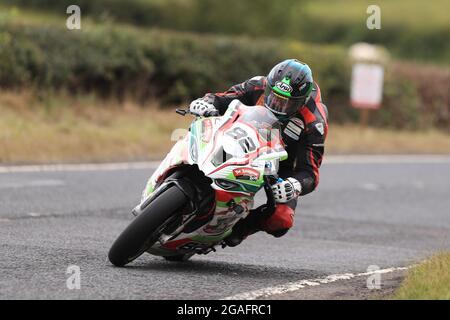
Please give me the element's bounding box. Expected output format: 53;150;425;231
222;266;409;300
0;161;160;173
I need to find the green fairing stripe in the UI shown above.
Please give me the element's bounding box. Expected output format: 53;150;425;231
226;172;263;187
218;179;261;193
242;183;261;193
146;184;155;195
216;200;229;208
200;140;207;151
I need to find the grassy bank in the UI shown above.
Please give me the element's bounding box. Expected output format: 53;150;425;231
393;253;450;300
327;124;450;155
0;92;191;163
1;92;449;164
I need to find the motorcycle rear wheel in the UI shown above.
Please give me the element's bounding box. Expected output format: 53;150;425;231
108;186;188;267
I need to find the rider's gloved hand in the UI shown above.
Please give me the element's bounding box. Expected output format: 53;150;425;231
189;98;218;116
271;178;302;203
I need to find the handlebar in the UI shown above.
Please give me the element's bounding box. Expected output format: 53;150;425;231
176;108;190;116
175;108;220;117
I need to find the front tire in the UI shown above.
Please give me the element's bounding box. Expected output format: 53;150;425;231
108;186;188;267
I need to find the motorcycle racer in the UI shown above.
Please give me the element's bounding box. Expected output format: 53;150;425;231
189;59;328;245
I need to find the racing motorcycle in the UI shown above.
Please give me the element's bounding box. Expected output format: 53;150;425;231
108;100;287;267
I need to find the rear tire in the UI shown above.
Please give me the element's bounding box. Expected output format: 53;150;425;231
108;186;188;267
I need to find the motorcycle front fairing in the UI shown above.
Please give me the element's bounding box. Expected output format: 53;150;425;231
141;100;288;255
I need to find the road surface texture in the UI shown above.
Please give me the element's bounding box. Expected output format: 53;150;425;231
1;156;449;299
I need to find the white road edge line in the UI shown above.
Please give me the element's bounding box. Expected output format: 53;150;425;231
221;266;410;300
1;155;449;173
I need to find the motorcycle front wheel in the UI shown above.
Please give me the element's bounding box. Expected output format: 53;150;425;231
108;185;188;267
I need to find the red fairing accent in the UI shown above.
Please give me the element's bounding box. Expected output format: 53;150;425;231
233;167;260;180
208;159;249;175
260;204;294;232
215;189;249;203
163;238;193;250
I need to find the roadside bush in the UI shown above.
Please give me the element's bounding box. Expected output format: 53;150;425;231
0;22;448;130
0;22;284;102
2;0;449;63
0;24;155;98
386;63;450;129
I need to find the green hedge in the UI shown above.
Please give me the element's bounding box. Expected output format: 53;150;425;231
2;0;449;63
0;21;348;103
0;22;448;129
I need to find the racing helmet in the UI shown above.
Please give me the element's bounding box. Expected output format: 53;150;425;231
265;59;314;118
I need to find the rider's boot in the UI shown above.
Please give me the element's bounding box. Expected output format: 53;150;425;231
224;209;261;247
259;203;295;238
224;201;296;247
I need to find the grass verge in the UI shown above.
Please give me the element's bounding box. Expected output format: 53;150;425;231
327;124;450;155
0;92;449;164
0;91;191;164
393;253;450;300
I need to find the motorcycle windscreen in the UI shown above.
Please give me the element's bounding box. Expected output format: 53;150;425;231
238;105;281;129
221;105;284;160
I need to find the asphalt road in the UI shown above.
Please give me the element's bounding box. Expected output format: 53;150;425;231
1;156;449;299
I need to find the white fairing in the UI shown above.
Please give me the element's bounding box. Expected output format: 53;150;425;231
140;100;287;255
